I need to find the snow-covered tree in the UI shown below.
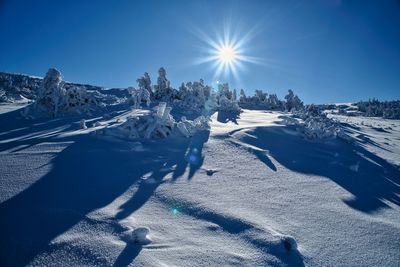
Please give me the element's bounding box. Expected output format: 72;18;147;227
216;83;241;112
284;89;303;112
232;89;237;101
239;89;247;106
176;80;211;114
143;72;152;95
154;67;172;101
35;68;66;117
128;73;152;108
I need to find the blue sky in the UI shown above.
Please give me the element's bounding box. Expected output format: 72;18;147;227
0;0;399;103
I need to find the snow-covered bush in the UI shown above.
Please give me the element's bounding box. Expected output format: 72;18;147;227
65;85;98;114
35;68;66;117
284;105;351;140
119;102;175;139
177;115;210;137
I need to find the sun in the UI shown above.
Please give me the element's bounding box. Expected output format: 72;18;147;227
218;45;236;64
192;23;263;81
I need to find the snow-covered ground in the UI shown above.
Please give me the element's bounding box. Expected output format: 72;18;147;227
0;103;399;266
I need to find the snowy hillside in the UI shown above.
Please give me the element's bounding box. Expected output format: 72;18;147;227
1;99;399;266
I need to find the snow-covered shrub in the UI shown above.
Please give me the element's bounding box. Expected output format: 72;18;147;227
80;119;87;129
284;105;351;140
65;85;98;114
119;102;175;139
35;68;66;117
177;115;210;137
284;89;303;112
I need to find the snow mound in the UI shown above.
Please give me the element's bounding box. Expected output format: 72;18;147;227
177;115;210;137
282;105;352;141
109;102;175;139
104;103;210;140
122;227;151;245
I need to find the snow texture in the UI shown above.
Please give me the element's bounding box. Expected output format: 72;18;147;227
0;71;400;267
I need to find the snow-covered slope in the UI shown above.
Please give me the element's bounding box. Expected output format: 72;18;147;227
0;104;399;266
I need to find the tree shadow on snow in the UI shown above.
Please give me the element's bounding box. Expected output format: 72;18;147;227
230;125;400;213
0;110;209;266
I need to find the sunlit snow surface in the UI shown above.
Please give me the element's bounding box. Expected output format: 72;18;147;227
0;104;399;266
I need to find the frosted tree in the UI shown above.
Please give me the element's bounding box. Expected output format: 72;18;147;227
232;89;237;101
129;73;152;108
255;89;267;102
266;93;283;110
154;67;171;100
176;80;211;114
143;72;152;95
36;68;66;117
284;89;303;112
239;89;247;103
218;83;232;100
218;94;241;112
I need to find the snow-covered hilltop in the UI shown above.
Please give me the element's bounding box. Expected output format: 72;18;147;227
0;68;399;267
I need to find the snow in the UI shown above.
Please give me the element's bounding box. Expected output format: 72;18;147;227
0;102;400;266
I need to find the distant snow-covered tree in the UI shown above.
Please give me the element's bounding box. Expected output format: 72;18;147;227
175;79;211;114
284;89;303;112
128;73;152;108
356;99;400;119
143;72;152;95
154;67;172;101
216;83;241;112
232;89;237;101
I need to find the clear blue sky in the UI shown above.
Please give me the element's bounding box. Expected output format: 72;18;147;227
0;0;399;103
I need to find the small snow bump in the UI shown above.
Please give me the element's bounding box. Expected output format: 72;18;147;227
122;227;152;245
